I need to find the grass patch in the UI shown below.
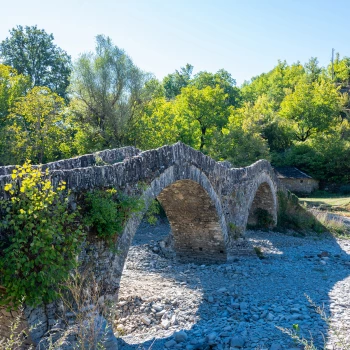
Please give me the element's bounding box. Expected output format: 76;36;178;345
299;191;350;217
310;210;350;237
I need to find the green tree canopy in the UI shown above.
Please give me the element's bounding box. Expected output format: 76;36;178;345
212;101;270;166
71;35;151;150
162;64;193;100
3;86;75;164
191;69;241;107
241;60;305;109
280;78;341;141
0;25;71;99
328;53;350;85
0;64;30;122
173;85;230;151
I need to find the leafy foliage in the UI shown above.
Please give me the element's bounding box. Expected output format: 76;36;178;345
145;199;162;225
163;64;193;100
70;35;151;150
2;86;76;164
0;162;83;307
280;78;341;141
254;208;274;229
0;64;30;122
276;191;325;233
82;188;143;244
0;25;71;99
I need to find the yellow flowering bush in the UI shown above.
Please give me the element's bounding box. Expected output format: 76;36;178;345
0;161;84;307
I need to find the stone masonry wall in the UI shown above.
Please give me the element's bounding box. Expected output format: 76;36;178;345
0;146;140;176
281;178;319;194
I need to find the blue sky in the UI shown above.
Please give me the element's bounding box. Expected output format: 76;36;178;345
1;0;349;85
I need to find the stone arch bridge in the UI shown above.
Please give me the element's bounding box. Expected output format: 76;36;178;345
0;142;282;347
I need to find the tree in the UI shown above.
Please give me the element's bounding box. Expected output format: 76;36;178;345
71;35;150;150
0;65;31;164
162;64;193;100
304;57;322;83
241;60;305;109
173;85;230;151
212;102;270;166
132;97;178;150
328;53;350;85
135;85;231;153
0;25;71;99
0;64;30;122
3;86;75;164
191;69;241;107
280;78;341;141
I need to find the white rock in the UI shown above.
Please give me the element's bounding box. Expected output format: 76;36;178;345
161;319;170;329
152;304;163;312
141;316;151;325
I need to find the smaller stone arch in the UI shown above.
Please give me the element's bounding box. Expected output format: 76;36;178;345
157;179;227;263
246;173;278;229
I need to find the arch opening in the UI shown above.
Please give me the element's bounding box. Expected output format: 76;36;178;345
247;182;276;229
157;179;227;263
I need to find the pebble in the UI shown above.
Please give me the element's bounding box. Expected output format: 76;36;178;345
174;330;188;343
165;339;177;348
140;316;151;325
230;335;245;348
117;220;350;350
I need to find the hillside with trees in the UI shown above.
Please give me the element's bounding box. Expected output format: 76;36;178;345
1;25;349;186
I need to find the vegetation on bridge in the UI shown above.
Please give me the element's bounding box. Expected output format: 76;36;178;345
0;163;144;307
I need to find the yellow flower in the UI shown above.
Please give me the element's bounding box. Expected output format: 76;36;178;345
4;183;12;191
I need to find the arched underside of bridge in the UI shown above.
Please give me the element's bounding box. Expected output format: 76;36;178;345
157;179;227;263
111;164;229;290
246;178;278;228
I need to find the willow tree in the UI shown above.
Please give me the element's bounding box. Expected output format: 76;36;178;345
71;35;151;150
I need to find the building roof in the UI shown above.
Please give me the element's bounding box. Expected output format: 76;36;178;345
274;167;314;180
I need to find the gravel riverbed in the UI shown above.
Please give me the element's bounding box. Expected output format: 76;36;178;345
116;219;350;350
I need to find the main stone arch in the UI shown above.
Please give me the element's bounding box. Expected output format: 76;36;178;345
104;164;229;304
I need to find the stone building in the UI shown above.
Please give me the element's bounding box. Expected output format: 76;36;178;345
274;167;319;194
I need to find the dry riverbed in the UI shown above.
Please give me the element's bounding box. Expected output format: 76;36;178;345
116;219;350;350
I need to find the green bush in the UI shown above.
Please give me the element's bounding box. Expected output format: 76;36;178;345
0;162;83;307
82;188;143;244
276;190;325;233
255;208;274;228
145;199;161;225
272;136;350;184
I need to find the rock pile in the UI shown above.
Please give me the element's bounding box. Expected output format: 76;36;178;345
116;221;350;350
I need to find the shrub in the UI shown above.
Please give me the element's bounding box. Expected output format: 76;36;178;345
82;189;143;244
255;208;274;228
253;246;264;259
0;162;84;307
276;190;325;233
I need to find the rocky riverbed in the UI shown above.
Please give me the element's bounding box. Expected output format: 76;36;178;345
116;219;350;350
